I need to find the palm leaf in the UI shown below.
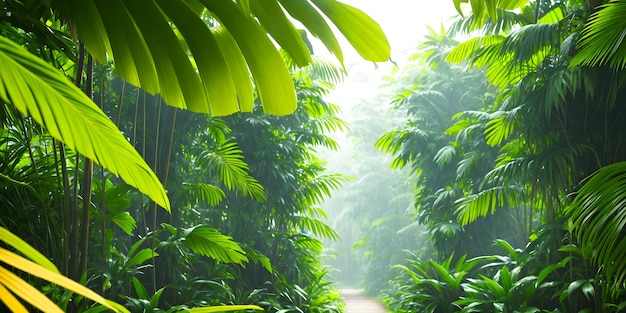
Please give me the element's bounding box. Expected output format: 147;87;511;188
182;182;226;206
571;1;626;69
455;185;523;225
0;36;169;210
156;0;240;115
0;226;127;313
434;145;457;167
200;140;266;201
184;306;264;313
251;0;312;67
279;0;344;64
484;108;520;146
566;161;626;292
182;225;248;265
202;0;298;115
290;216;339;241
62;0;390;116
446;35;504;64
309;0;390;62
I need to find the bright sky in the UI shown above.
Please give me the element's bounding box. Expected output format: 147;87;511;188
339;0;457;64
321;1;459;113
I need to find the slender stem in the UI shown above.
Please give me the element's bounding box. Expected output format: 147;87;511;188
78;54;94;278
141;91;148;236
68;42;86;282
534;0;541;23
150;97;163;293
115;81;126;128
165;109;177;225
99;67;107;295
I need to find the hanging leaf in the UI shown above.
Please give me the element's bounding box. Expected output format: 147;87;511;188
182;225;248;265
0;36;169;210
0;226;128;313
310;0;390;62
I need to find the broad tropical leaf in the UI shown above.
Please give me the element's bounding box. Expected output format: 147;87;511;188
182;225;248;265
309;0;390;62
0;36;169;210
571;1;626;69
60;0;391;115
0;227;128;313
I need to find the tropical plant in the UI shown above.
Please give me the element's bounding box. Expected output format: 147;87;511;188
0;226;128;312
385;253;491;313
446;0;626;300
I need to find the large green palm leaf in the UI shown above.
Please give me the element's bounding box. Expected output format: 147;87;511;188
0;36;169;209
60;0;390;116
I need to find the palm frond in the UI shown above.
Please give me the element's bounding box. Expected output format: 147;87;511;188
571;1;626;69
434;145;457;167
290;216;339;241
566;161;626;293
484;108;520;146
181;182;226;206
0;227;128;313
309;0;390;62
61;0;390;116
500;23;559;63
0;36;169;210
455;184;523;225
456;150;484;179
446;35;504;64
182;225;248;265
200;140;266;201
299;173;350;205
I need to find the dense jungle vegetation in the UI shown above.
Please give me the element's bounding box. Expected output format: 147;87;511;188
3;0;626;312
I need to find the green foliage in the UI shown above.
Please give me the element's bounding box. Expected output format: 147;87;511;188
61;0;390;115
571;1;626;69
0;227;128;313
386;253;489;313
0;36;169;209
565;162;626;294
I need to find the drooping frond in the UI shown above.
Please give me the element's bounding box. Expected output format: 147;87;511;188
299;173;351;205
290;216;339;241
199;140;266;201
500;23;560;63
181;225;248;265
455;184;523;226
571;0;626;69
566;161;626;294
446;35;505;64
0;227;128;313
484;108;521;146
434;145;457;168
181;182;226;206
60;0;390;115
451;0;530;31
456;150;484;179
0;36;169;210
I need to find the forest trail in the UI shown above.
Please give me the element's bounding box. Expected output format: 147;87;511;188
341;289;388;313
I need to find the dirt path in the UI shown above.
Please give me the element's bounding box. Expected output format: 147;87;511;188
341;289;388;313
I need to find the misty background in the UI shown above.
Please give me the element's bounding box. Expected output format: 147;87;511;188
313;1;458;292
